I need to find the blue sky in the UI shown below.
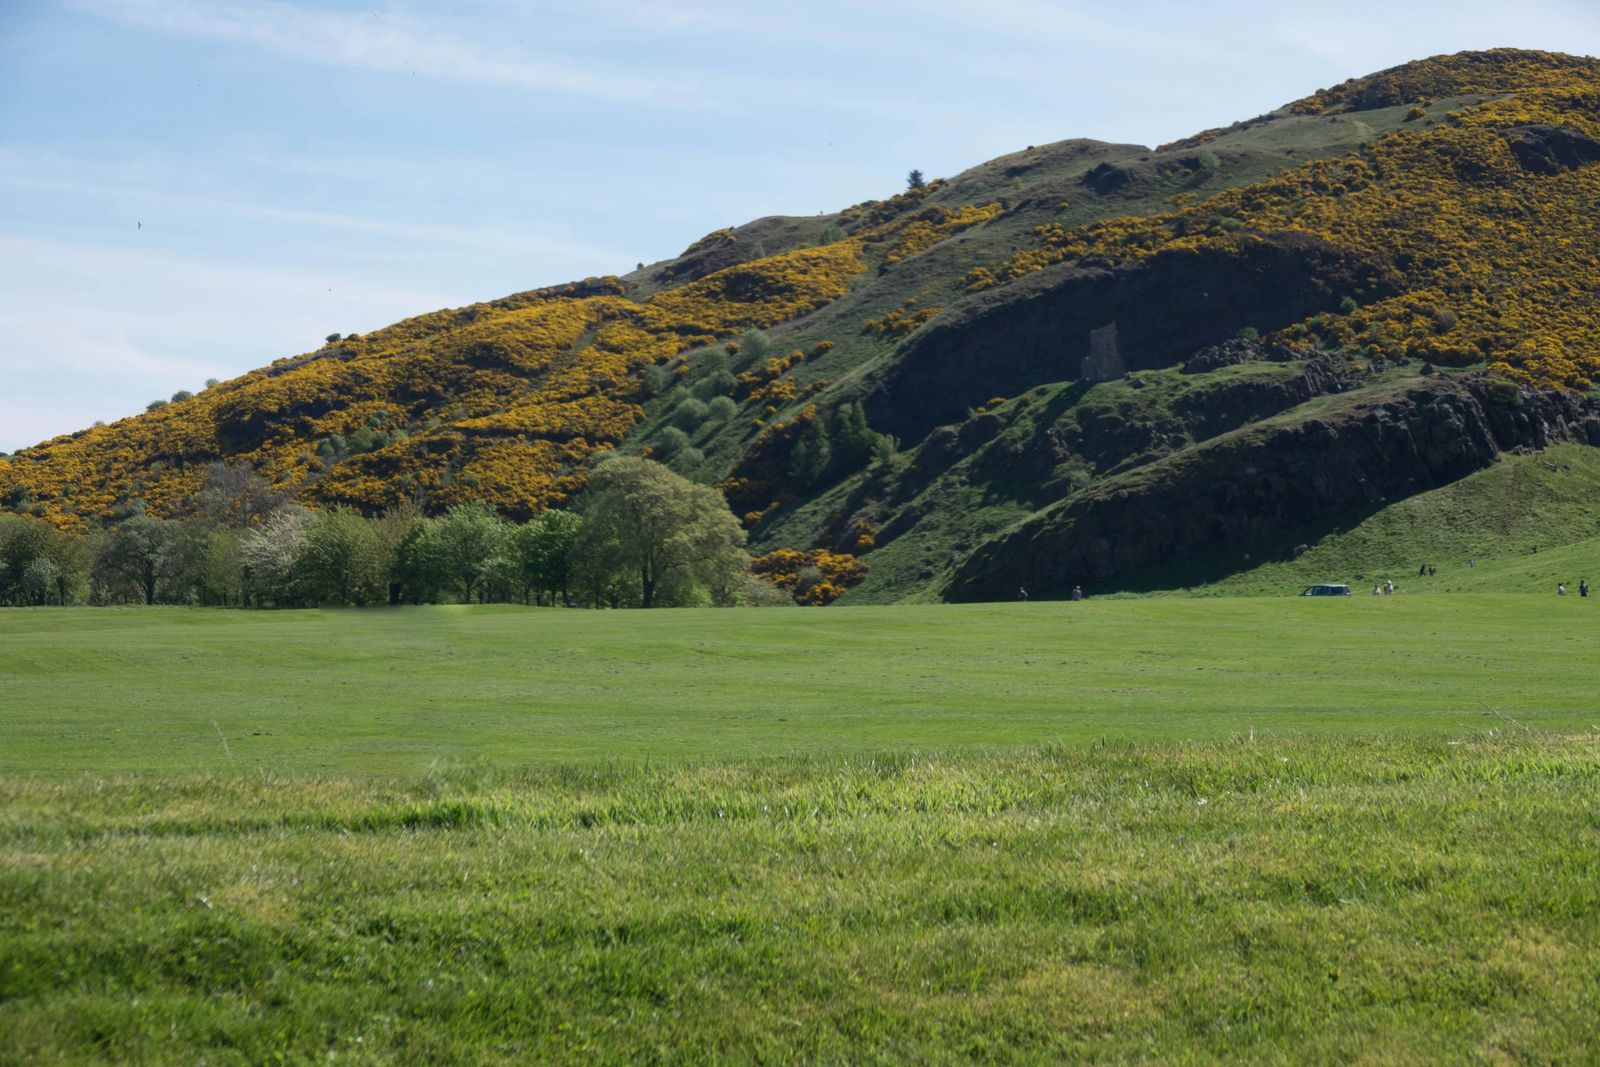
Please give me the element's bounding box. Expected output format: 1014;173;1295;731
4;0;1600;451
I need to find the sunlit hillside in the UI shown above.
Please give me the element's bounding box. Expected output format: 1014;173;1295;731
7;49;1600;599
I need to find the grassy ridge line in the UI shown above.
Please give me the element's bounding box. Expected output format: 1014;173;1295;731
3;735;1598;1063
1199;443;1600;596
5;598;1600;778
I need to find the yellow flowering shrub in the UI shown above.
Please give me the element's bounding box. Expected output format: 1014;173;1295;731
749;547;870;605
865;303;942;339
965;52;1600;391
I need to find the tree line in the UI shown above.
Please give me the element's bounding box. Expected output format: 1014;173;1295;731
0;457;773;609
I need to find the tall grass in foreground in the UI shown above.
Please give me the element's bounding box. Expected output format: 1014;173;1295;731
3;734;1598;1063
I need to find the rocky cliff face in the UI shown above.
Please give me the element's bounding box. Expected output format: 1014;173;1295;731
946;374;1600;600
863;232;1394;444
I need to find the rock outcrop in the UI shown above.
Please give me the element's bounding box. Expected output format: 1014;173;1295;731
863;231;1394;443
946;374;1600;600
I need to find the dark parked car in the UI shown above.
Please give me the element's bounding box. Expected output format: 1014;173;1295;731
1300;584;1353;596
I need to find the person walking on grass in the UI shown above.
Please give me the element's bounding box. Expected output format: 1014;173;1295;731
1384;579;1395;595
1017;586;1028;602
1582;579;1590;598
1071;585;1084;601
1558;582;1567;596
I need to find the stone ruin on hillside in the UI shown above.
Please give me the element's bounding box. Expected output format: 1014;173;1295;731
1081;322;1125;382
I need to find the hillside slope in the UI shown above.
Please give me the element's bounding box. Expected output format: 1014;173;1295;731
6;49;1600;600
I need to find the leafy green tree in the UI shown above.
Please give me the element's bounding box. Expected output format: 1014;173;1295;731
789;418;832;488
513;510;582;605
907;169;926;190
299;509;386;606
21;555;60;606
828;401;882;475
391;518;449;604
171;524;243;607
736;328;771;368
43;527;93;605
656;426;690;458
97;513;180;605
0;514;49;605
373;501;425;605
693;369;738;400
642;363;672;396
575;457;747;609
671;398;710;430
434;502;509;603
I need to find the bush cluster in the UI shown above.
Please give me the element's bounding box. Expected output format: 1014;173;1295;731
0;458;761;610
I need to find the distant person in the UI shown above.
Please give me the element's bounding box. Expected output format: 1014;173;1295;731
1384;579;1395;595
1582;579;1590;598
1469;559;1476;569
1558;583;1567;596
1428;564;1436;577
1071;585;1084;601
1017;586;1028;602
1373;584;1382;596
1419;563;1427;577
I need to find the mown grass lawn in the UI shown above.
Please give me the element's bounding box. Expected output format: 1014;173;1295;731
2;597;1597;778
3;600;1598;1062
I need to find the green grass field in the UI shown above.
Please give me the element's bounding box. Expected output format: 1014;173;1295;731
4;600;1600;1063
2;597;1598;777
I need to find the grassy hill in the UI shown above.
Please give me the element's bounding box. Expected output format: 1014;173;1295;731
7;49;1600;600
1194;443;1600;596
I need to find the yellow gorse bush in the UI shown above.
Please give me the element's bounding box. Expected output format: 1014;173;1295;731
966;51;1600;391
1;242;873;526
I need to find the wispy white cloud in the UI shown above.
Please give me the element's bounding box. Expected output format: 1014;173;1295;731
0;231;460;449
0;147;631;268
69;0;678;101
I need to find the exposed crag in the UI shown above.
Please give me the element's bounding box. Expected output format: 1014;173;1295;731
948;375;1600;599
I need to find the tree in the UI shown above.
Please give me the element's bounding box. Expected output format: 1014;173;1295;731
828;400;882;476
0;514;44;604
736;328;771;368
169;523;242;606
194;460;287;527
513;510;582;605
907;169;926;190
97;513;179;605
434;502;509;603
373;501;425;605
299;509;385;606
239;509;311;606
789;417;831;488
170;390;193;404
391;518;449;604
576;457;747;609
